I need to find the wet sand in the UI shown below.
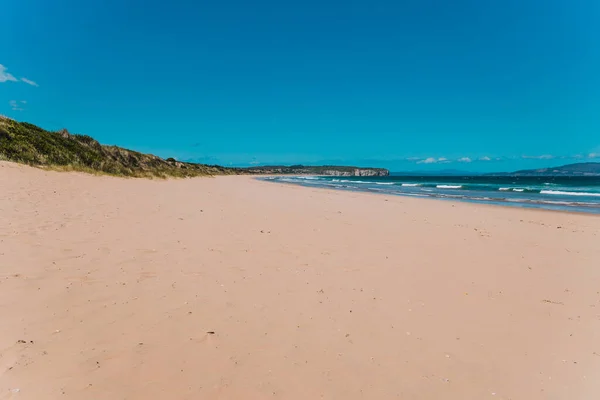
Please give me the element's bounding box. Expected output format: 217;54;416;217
1;161;600;399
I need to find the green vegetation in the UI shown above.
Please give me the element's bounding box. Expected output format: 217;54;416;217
0;116;233;178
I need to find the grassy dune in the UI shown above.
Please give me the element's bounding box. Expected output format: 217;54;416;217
0;116;232;178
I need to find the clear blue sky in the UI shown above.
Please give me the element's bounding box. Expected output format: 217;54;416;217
2;0;599;171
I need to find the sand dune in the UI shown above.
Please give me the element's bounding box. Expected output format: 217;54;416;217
1;161;600;399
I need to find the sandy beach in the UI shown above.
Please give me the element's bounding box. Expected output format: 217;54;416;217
1;160;600;400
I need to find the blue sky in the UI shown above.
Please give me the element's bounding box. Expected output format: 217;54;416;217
2;0;599;172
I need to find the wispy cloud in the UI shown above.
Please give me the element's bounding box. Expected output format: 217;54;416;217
589;153;599;159
20;77;38;87
417;157;437;164
417;157;449;164
9;100;27;111
0;64;38;86
522;154;555;160
413;155;502;163
0;64;17;83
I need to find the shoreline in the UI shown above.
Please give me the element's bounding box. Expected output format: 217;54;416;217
2;163;600;399
258;176;600;217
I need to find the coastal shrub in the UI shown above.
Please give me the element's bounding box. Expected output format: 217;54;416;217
0;119;226;178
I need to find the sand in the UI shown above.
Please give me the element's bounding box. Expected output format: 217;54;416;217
1;161;600;400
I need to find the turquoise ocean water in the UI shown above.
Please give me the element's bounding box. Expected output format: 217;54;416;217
263;175;600;214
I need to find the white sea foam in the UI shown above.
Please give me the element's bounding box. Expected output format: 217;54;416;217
335;179;369;183
263;175;600;213
542;200;578;205
402;193;428;197
330;179;373;184
540;190;600;197
436;185;462;189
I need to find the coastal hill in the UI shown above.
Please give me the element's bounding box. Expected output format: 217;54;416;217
0;116;231;178
488;162;600;177
0;116;388;177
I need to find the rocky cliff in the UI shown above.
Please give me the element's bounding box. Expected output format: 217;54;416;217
320;168;389;176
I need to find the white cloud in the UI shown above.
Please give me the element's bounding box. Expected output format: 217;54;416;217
0;64;17;83
479;156;491;161
522;154;555;160
589;153;599;159
458;157;472;163
416;157;449;164
9;100;26;111
417;157;437;164
0;64;38;86
21;77;38;87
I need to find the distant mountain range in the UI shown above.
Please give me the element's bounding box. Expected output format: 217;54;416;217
487;162;600;177
393;163;600;177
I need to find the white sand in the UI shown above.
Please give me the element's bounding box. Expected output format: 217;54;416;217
1;161;600;399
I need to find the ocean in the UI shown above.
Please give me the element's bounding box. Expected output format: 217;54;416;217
263;175;600;214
